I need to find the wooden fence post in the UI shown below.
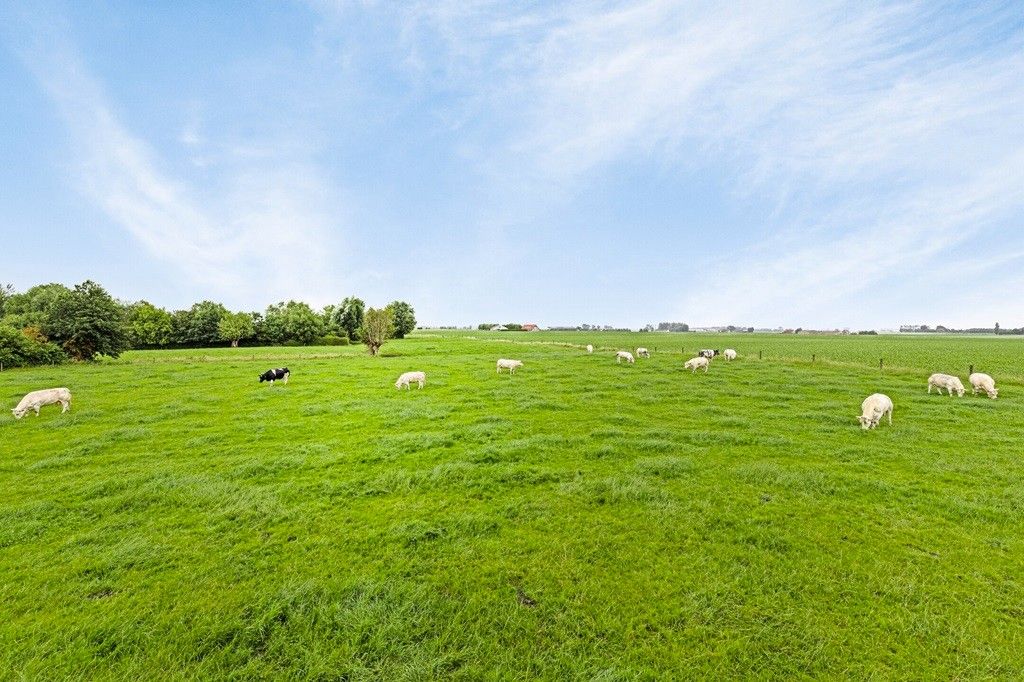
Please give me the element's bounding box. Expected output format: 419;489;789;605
969;364;974;376
879;358;884;371
759;350;762;359
812;354;815;363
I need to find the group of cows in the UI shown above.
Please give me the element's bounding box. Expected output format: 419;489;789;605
857;371;999;431
8;349;1003;432
609;346;737;372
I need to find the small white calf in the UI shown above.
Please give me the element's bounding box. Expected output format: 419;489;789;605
928;373;965;397
723;349;737;361
496;358;524;374
616;351;635;364
858;393;893;430
395;371;426;390
12;387;72;419
636;347;650;358
684;356;709;373
586;344;593;354
969;372;998;399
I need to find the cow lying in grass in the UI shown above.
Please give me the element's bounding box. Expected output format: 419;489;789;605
11;388;72;419
259;368;290;384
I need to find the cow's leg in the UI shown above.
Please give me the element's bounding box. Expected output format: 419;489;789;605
34;406;41;416
61;401;69;413
283;374;288;384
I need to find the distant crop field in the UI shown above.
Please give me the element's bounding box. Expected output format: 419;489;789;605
2;333;1023;678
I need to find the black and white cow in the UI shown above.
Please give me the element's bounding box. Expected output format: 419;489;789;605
259;367;290;384
697;349;720;359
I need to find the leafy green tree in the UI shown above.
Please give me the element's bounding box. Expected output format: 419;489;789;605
385;300;416;339
334;296;365;342
3;283;70;331
47;280;128;360
124;301;174;348
218;311;256;347
320;304;339;335
360;306;392;356
263;301;324;345
0;283;13;318
173;301;229;346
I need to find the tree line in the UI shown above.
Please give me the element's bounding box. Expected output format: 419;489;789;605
0;281;415;367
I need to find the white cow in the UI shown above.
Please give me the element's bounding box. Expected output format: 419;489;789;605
496;358;524;374
636;347;650;358
395;371;426;390
969;372;998;399
586;344;593;354
858;393;893;430
616;351;635;364
723;349;737;361
11;387;72;419
684;356;709;373
928;373;965;397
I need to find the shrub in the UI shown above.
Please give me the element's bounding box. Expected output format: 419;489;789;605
317;335;350;346
0;325;65;367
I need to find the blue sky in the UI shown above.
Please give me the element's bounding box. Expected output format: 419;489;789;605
1;1;1022;328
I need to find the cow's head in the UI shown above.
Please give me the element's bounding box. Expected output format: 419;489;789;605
857;415;872;430
11;408;26;420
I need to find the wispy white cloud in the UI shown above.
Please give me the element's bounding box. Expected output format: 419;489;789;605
10;8;345;309
352;1;1024;326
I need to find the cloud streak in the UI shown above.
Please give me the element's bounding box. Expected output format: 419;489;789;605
9;7;345;309
366;1;1024;326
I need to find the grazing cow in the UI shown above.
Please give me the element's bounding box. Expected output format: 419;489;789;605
11;388;72;419
636;347;650;359
723;349;737;361
586;344;593;354
969;372;998;399
496;358;524;374
858;393;893;430
684;357;710;373
697;349;720;359
395;371;426;390
616;351;635;364
259;368;290;384
928;373;965;397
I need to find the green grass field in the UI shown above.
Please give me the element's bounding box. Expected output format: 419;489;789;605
2;332;1023;678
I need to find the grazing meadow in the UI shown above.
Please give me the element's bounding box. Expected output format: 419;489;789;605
2;332;1024;678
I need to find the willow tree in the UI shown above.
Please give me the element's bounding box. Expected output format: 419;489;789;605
360;307;393;356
